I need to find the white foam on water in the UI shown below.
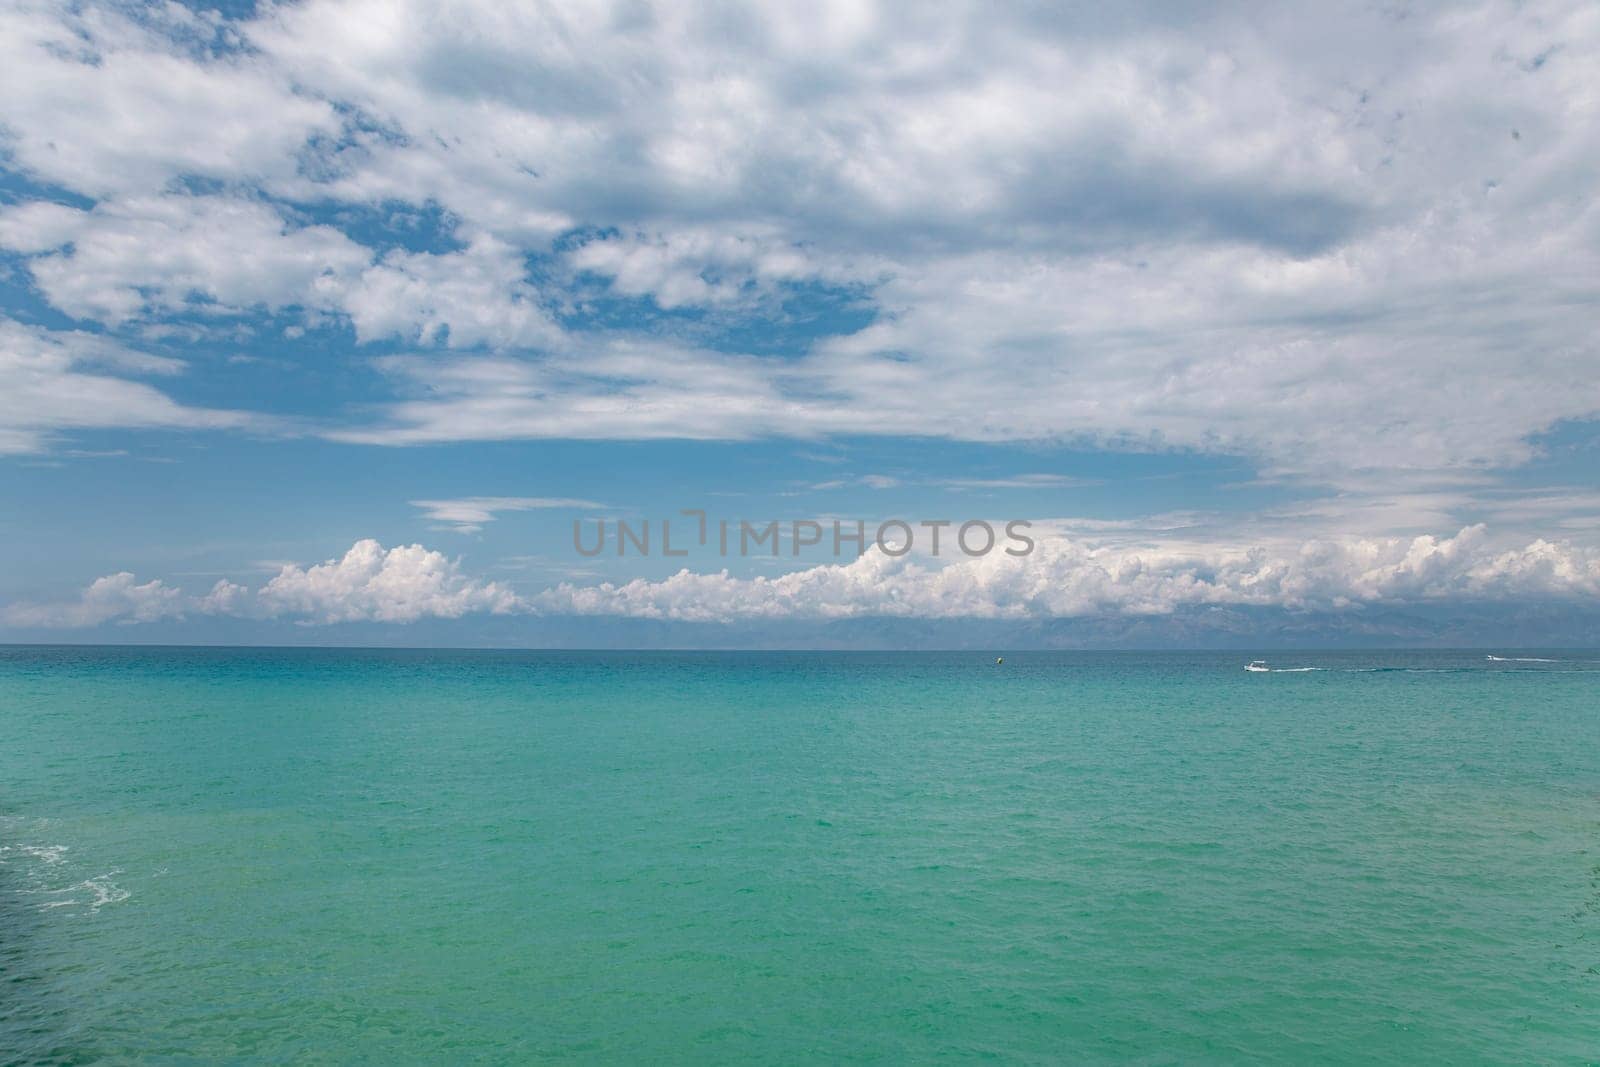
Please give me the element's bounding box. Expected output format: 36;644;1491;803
19;844;68;865
1337;667;1471;673
3;837;130;914
36;871;130;913
0;843;69;866
78;873;131;911
1486;654;1559;662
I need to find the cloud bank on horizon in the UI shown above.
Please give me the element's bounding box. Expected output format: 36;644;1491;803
9;528;1599;630
1;0;1599;635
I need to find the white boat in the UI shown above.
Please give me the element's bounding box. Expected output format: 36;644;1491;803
1244;660;1270;672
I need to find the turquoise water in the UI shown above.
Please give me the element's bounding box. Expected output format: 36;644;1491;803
2;647;1598;1063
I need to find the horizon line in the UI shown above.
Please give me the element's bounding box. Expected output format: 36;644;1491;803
5;642;1596;654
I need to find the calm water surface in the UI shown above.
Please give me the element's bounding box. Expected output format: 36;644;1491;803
2;647;1598;1063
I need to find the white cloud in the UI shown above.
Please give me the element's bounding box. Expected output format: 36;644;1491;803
7;542;519;626
0;320;251;454
0;0;336;198
337;236;564;348
9;527;1599;630
197;579;250;616
536;525;1600;621
255;539;524;623
330;340;827;445
0;196;370;324
411;495;606;533
937;474;1098;490
338;0;1597;475
0;0;1596;487
2;572;185;627
0;199;561;348
567;228;852;310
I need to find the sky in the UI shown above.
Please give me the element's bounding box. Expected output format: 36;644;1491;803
1;0;1599;647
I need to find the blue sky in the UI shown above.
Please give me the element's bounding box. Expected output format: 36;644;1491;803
1;0;1599;646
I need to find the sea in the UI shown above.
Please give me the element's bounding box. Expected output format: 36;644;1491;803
2;646;1597;1063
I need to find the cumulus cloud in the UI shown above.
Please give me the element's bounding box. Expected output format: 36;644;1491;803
197;579;250;616
536;526;1600;621
2;572;186;627
255;539;525;623
10;528;1597;630
6;541;524;627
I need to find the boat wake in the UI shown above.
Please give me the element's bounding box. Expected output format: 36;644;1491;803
1243;662;1321;673
1247;661;1596;674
